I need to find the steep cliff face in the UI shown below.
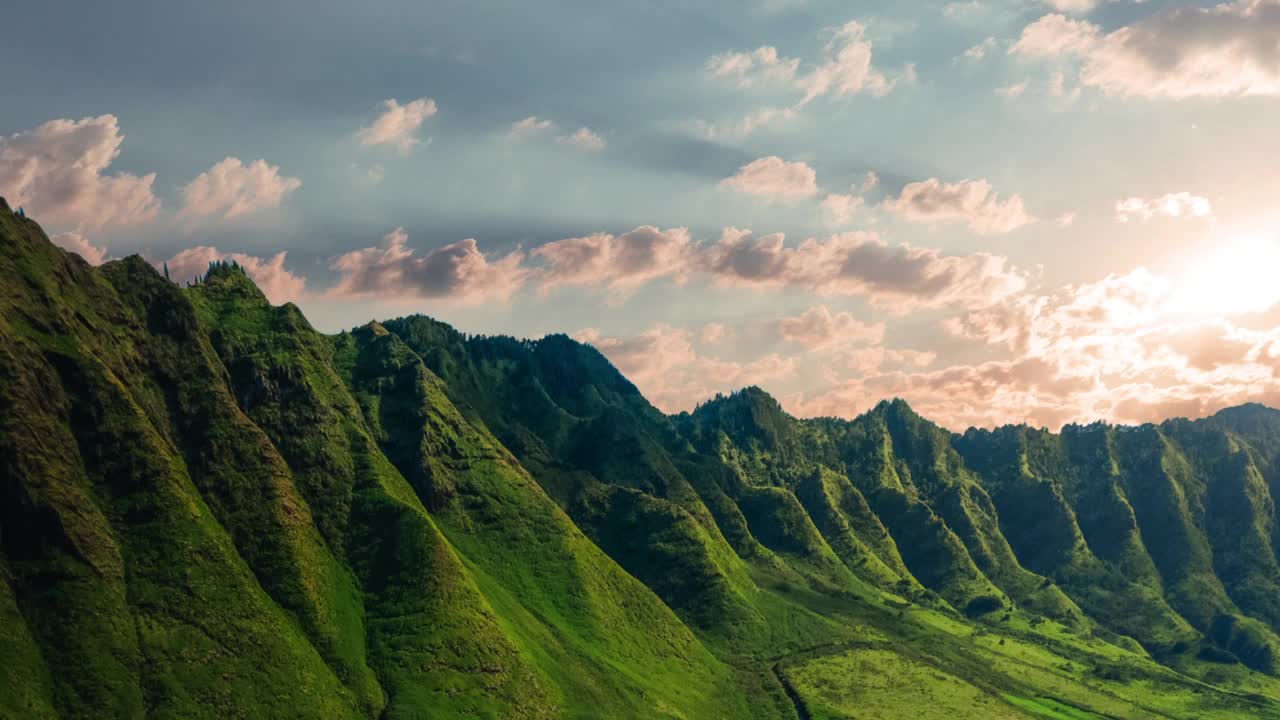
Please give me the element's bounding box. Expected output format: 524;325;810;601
8;201;1280;719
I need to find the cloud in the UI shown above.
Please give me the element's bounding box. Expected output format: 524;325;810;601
798;21;896;104
701;229;1030;311
720;156;819;200
1043;0;1098;13
915;266;1280;428
695;106;798;140
881;178;1034;233
701;322;732;345
834;346;937;374
533;226;693;290
1012;3;1280;98
707;46;800;87
327;227;529;302
313;225;1028;311
1115;192;1213;222
358;98;438;152
50;232;107;265
777;305;885;351
179;157;302;221
1011;14;1102;58
575;323;796;413
163;246;306;304
704;19;902;137
557;127;606;151
0;114;160;230
509;116;554;137
995;81;1030;97
960;37;998;62
821;192;864;223
509;118;605;151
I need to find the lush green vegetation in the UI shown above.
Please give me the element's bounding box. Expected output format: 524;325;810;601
8;198;1280;718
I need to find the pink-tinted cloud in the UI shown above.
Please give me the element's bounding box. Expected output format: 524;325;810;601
881;178;1034;234
707;46;801;87
575;323;796;413
179;157;302;221
556;127;606;151
708;21;896;104
50;232;107;265
0;115;160;230
327;227;529;302
1012;3;1280;98
720;156;819;200
1115;192;1213;222
509;116;554;137
777;305;885;351
874;267;1280;429
701;229;1030;310
534;226;692;290
163;246;306;304
358;98;438;153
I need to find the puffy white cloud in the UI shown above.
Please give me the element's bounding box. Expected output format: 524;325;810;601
881;178;1034;234
575;323;796;413
1012;3;1280;98
163;246;306;304
358;98;438;152
1115;192;1213;222
509;116;554;137
533;226;693;290
50;232;107;265
777;305;885;351
327;228;529;302
557;127;606;151
179;157;302;221
0;115;160;230
720;156;819;200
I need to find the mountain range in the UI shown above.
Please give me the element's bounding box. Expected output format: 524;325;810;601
6;197;1280;718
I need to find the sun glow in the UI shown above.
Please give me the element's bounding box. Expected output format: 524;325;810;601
1171;235;1280;317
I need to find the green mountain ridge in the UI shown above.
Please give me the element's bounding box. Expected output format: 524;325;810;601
6;199;1280;718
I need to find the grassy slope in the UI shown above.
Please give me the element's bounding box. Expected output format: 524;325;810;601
9;201;1280;718
0;204;747;718
376;319;1280;717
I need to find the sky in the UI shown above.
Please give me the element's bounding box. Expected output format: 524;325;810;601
3;0;1280;430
